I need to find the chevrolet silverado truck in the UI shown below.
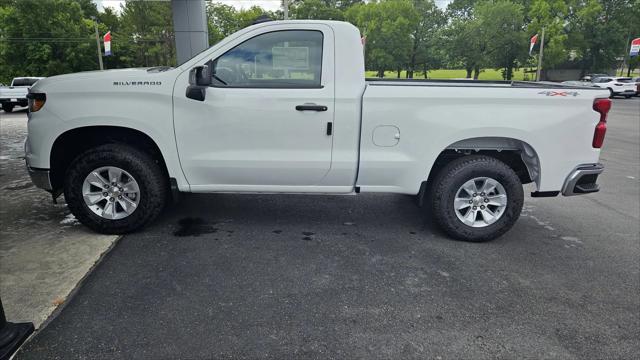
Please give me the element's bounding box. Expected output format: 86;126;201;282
25;20;610;242
1;77;43;112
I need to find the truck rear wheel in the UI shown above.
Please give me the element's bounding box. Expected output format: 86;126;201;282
429;155;523;242
2;104;14;113
64;144;167;234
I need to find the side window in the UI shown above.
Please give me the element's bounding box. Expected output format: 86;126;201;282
211;30;323;88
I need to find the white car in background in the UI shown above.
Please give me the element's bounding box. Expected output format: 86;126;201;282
632;77;640;96
591;76;636;98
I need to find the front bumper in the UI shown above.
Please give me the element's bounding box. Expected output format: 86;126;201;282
562;163;604;196
27;166;52;191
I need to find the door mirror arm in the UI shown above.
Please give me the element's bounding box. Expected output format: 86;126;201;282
186;63;212;101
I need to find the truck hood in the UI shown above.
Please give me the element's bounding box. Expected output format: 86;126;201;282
30;67;177;93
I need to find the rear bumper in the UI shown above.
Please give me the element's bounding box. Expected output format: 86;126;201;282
0;98;27;104
562;163;604;196
613;89;636;95
27;166;52;191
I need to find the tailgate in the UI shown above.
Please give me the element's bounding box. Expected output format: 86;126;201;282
0;87;29;99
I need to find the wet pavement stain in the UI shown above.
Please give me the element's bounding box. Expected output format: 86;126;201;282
302;236;312;241
173;218;218;237
272;230;282;234
5;182;33;190
302;231;314;236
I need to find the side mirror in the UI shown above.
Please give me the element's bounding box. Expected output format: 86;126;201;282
187;64;212;101
189;65;212;87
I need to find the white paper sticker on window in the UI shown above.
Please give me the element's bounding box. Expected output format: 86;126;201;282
272;47;309;70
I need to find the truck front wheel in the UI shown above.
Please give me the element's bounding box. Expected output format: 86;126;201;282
64;144;168;234
429;155;524;242
2;104;14;113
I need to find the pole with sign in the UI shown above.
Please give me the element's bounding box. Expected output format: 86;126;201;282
621;37;640;77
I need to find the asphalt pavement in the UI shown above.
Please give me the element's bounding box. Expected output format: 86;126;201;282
14;98;640;359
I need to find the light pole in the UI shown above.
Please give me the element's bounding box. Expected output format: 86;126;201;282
536;27;545;81
91;16;104;70
283;0;289;20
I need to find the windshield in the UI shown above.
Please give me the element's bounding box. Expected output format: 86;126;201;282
12;78;39;86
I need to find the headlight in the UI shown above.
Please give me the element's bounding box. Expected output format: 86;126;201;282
27;93;46;112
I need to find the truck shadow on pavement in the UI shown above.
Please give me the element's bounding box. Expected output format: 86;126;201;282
162;192;441;242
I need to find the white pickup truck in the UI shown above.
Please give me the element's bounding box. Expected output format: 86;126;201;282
1;77;43;112
25;20;610;242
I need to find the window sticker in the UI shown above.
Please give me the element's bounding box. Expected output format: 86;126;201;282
272;47;310;70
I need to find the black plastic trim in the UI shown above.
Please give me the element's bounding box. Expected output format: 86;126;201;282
530;191;560;198
169;177;180;204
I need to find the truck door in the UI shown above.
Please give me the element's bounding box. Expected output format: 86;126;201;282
173;26;335;190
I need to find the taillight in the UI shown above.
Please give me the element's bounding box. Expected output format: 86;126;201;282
592;98;611;148
27;93;46;112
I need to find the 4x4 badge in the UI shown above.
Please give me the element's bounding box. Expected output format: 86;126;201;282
538;90;579;97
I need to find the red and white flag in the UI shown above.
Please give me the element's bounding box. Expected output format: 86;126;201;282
104;31;112;56
630;37;640;57
529;34;538;56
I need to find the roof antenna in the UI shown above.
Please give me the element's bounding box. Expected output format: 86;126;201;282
252;15;273;25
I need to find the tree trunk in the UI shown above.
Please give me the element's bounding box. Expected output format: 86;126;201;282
473;66;480;80
466;67;473;78
377;69;384;78
423;63;428;79
408;27;420;80
505;65;513;80
397;68;401;78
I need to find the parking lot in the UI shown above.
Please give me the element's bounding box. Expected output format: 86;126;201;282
1;98;639;358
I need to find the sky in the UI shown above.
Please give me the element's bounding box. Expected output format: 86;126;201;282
94;0;452;13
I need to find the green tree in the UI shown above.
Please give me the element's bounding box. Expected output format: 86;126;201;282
407;0;445;78
567;0;634;74
290;0;345;20
117;0;175;67
0;0;98;82
347;0;416;77
443;8;486;78
475;0;527;80
206;2;270;44
528;0;568;69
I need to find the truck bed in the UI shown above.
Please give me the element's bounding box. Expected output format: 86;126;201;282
357;78;609;194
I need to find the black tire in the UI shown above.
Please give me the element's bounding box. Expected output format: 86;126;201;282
428;155;524;242
608;88;615;99
2;104;14;113
624;95;632;99
64;144;167;234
